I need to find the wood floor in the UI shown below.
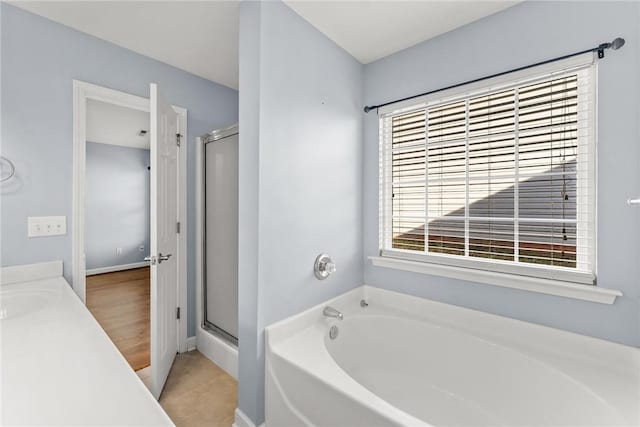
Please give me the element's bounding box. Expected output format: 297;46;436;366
86;267;150;371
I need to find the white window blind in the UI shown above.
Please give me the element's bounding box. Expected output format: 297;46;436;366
379;57;596;284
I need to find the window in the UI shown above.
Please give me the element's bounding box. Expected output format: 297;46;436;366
379;56;596;285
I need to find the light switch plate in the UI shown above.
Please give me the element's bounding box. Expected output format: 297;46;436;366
28;216;67;238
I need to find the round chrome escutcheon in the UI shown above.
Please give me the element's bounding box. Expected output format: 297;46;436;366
329;325;339;340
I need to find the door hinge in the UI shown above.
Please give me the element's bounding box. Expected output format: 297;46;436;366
176;133;182;147
176;307;181;320
176;221;181;234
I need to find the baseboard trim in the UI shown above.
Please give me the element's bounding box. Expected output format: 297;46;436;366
185;336;197;351
233;408;265;427
86;261;149;276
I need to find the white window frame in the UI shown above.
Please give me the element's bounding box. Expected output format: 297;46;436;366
372;53;623;304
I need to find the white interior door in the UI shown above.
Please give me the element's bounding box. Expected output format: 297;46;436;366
149;83;179;399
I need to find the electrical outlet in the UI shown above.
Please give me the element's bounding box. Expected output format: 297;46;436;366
28;216;66;238
138;245;145;252
116;247;123;256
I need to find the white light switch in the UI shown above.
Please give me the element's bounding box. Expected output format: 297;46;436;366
28;216;67;238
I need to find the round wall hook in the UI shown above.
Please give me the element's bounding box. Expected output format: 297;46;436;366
0;156;16;183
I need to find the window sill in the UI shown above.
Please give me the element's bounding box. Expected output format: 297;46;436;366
369;256;622;305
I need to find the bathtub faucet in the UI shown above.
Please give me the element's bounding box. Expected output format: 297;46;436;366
323;306;343;320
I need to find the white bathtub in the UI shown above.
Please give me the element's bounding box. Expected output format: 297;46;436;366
265;286;640;426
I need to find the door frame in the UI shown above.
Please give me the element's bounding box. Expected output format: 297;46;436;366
72;80;189;353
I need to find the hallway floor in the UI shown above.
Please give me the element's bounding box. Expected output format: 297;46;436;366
86;267;150;371
157;351;238;427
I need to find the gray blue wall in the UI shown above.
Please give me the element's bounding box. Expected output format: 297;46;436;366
363;1;640;347
238;1;363;424
0;4;239;336
85;142;150;271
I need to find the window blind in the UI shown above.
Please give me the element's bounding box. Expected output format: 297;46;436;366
380;61;595;284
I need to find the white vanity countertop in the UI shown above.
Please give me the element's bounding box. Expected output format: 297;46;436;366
1;262;173;426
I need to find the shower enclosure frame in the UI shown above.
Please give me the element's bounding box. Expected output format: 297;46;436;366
194;125;239;380
197;124;239;347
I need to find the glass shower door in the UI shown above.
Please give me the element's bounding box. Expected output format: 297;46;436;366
203;126;238;344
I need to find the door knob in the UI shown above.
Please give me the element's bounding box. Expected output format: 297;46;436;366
144;254;171;265
158;253;172;263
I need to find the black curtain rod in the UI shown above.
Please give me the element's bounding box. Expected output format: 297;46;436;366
363;37;625;114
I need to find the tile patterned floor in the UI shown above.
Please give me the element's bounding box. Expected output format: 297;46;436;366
156;351;238;427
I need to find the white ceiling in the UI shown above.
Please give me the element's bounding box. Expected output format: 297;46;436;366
285;1;520;64
9;1;240;89
10;1;518;89
87;99;150;150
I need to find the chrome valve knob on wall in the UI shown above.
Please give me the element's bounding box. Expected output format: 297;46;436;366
314;254;336;280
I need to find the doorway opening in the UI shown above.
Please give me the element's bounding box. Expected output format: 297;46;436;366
72;80;188;398
84;99;152;373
